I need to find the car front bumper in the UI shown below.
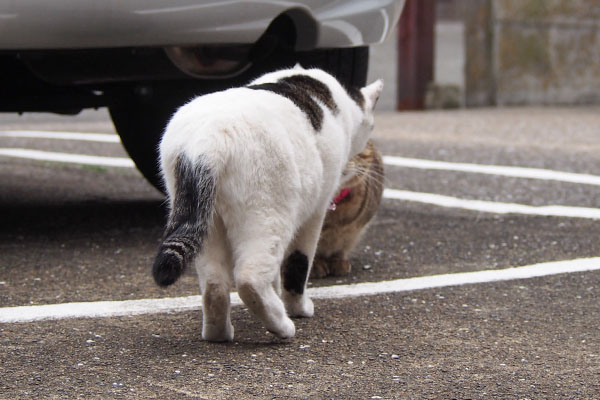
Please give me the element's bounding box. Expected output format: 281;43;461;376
0;0;405;51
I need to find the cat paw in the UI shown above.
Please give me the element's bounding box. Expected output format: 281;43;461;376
202;322;234;342
267;316;296;339
330;258;351;277
285;295;314;318
310;257;329;279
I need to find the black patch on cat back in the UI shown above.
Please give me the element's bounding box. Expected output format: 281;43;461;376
153;155;215;287
283;251;309;295
249;81;323;131
280;75;339;114
248;74;338;132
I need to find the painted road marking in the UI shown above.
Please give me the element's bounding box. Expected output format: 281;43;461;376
1;257;599;323
2;130;598;186
383;155;600;186
1;148;599;219
0;148;135;168
384;189;600;220
0;131;120;143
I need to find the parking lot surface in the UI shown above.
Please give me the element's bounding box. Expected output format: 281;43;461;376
1;108;599;399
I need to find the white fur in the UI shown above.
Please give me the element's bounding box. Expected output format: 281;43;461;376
159;68;382;341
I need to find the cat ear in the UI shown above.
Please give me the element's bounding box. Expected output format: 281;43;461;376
293;63;304;70
361;79;384;109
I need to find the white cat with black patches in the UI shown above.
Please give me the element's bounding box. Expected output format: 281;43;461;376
153;66;382;341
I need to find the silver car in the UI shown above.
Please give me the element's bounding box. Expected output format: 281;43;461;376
0;0;405;188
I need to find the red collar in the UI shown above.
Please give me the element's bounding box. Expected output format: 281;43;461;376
329;188;351;211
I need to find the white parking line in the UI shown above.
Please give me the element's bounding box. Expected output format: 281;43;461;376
1;257;599;323
2;148;599;219
384;189;600;220
0;131;120;143
0;148;135;168
3;133;599;186
383;155;600;186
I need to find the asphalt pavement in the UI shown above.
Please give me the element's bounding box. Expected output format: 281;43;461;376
1;107;599;399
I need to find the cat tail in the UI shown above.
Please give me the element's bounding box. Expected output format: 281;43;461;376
152;155;216;287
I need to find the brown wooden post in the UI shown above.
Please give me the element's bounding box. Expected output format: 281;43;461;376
396;0;436;110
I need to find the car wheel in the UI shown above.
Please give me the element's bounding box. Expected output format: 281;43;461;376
109;47;369;191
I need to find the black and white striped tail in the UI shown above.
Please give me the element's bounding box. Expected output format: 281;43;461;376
152;156;215;287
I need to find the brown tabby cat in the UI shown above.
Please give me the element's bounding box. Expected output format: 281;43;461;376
311;140;384;278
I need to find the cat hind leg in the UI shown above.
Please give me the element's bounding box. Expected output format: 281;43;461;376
282;211;327;318
232;230;296;339
196;216;235;342
201;281;234;342
282;250;314;317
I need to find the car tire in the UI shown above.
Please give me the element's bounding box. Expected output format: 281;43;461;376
109;47;369;191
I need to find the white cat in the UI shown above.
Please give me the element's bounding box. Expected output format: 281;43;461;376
153;66;382;341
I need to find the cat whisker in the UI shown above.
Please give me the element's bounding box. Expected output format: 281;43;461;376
346;165;389;187
366;169;389;187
